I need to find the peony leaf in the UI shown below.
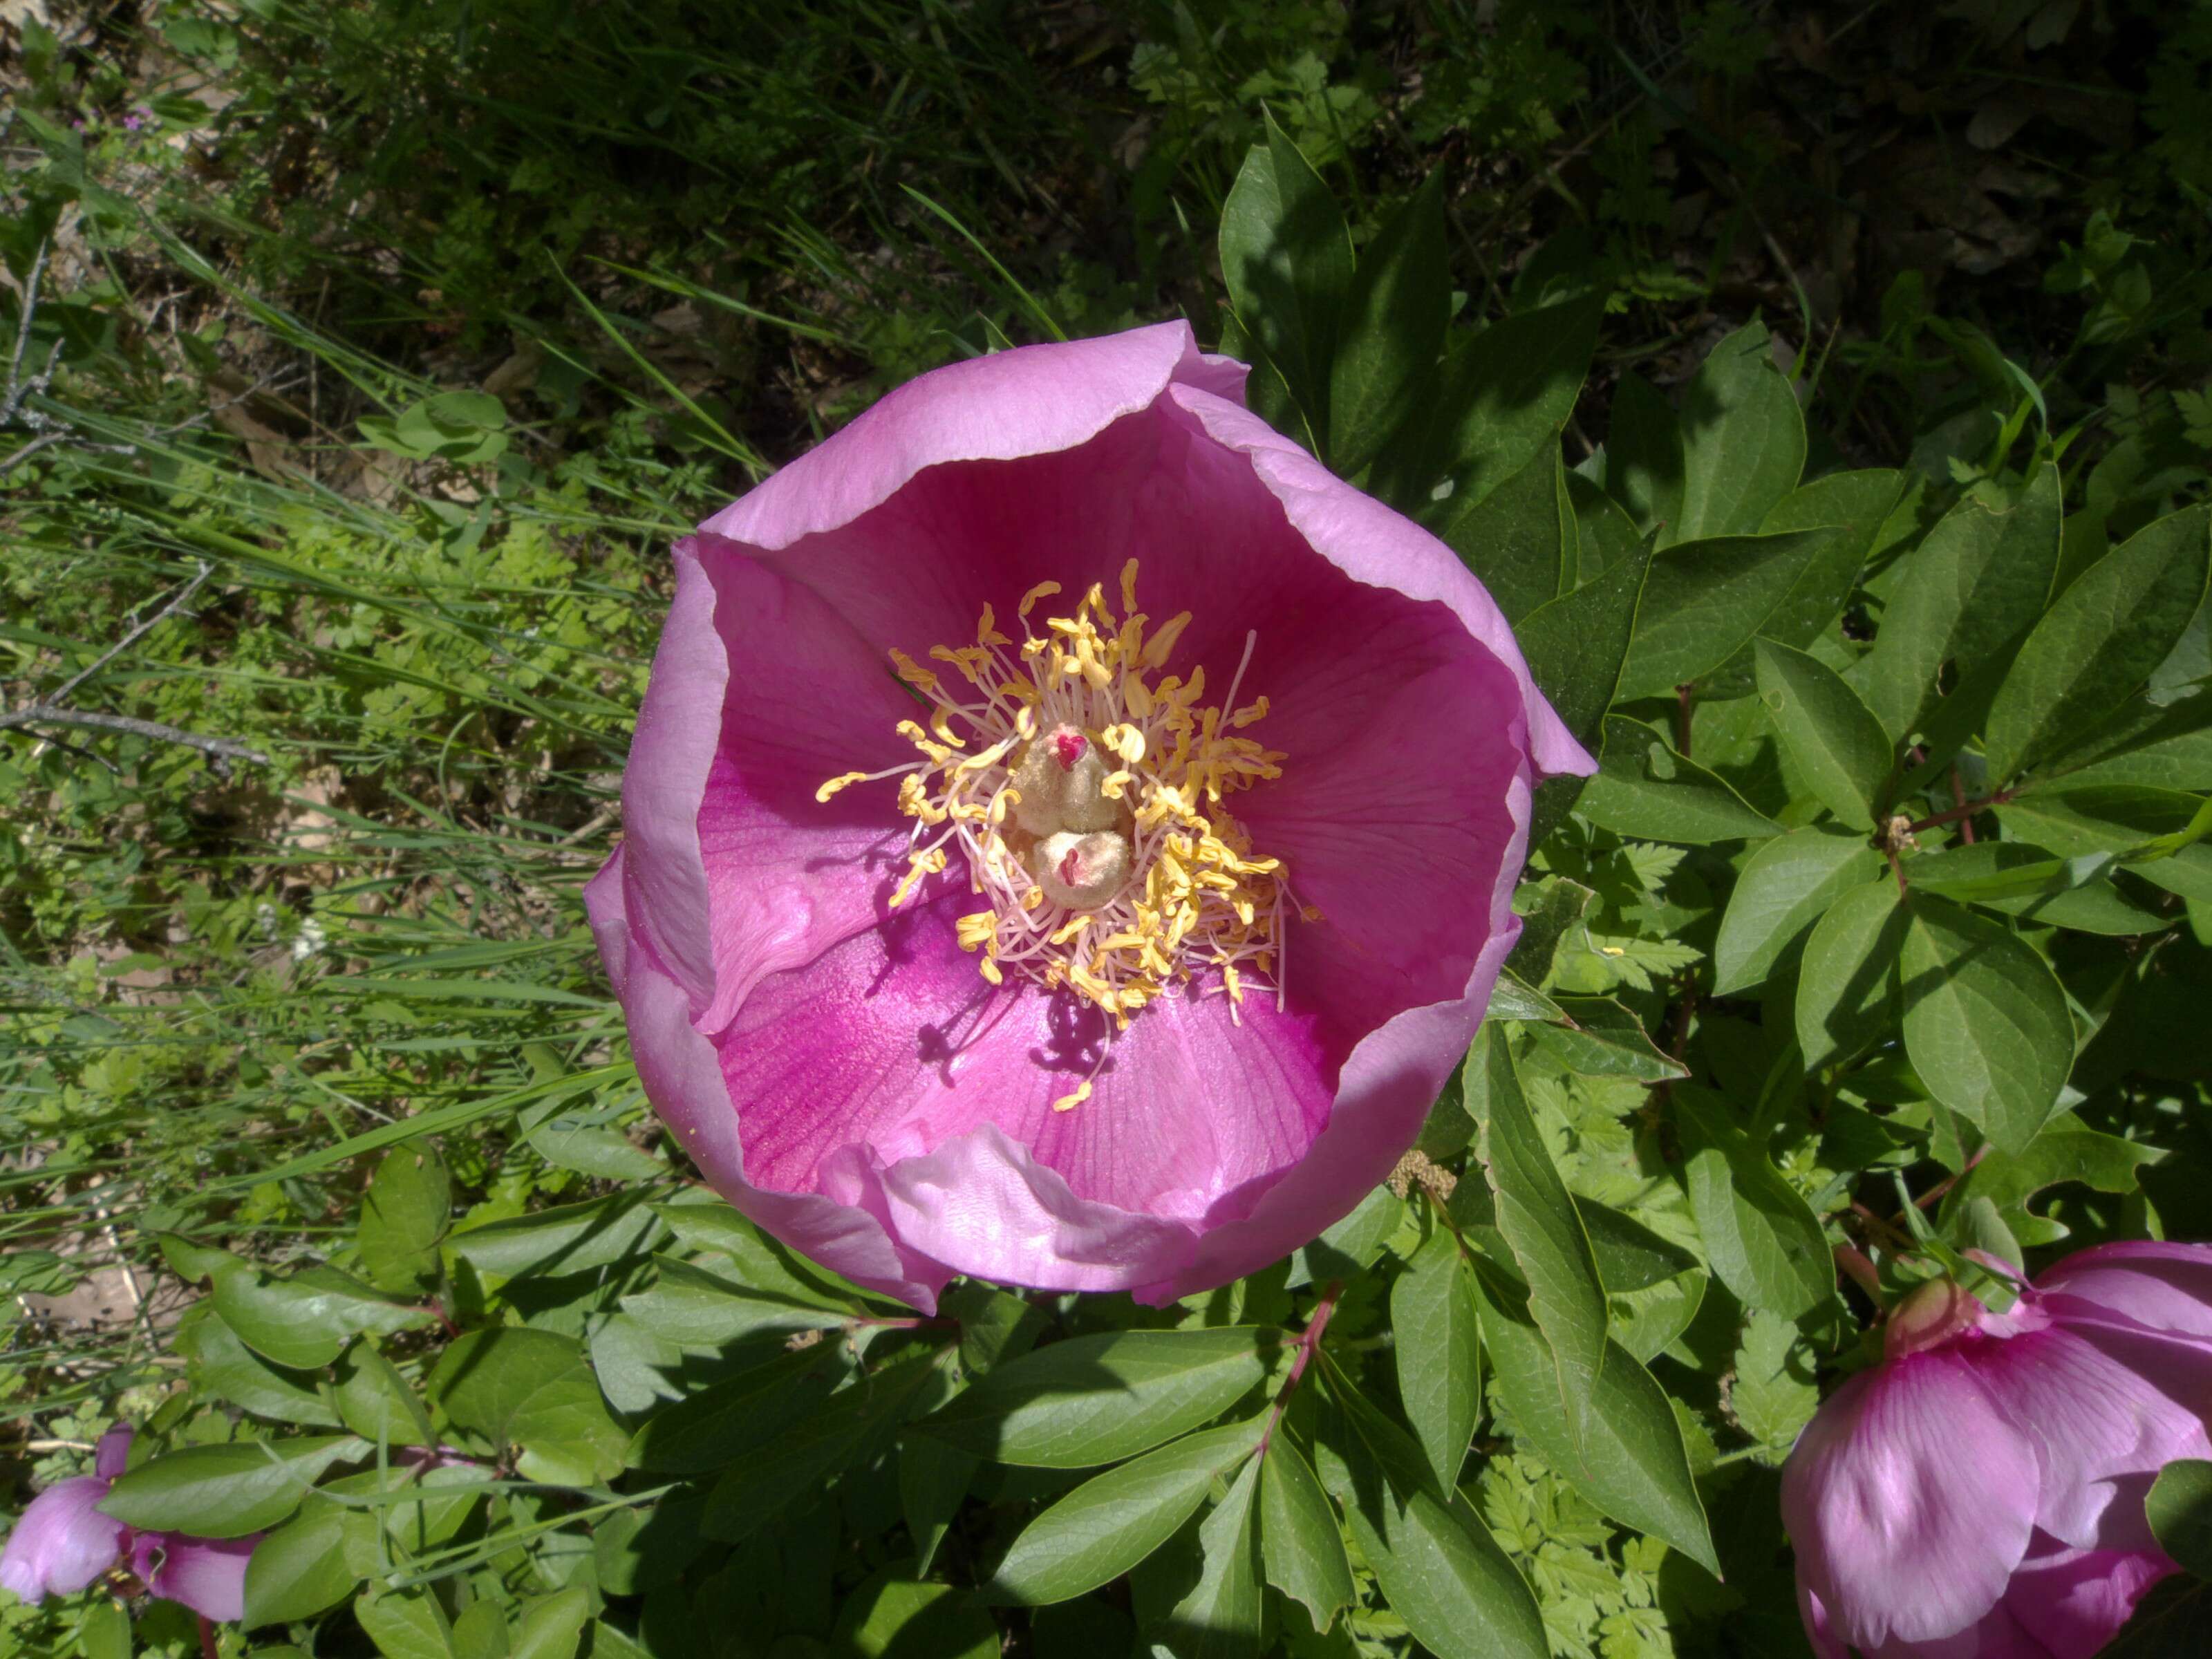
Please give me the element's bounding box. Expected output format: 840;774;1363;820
1730;1310;1821;1463
1712;827;1882;995
1754;638;1893;830
701;1349;952;1542
1313;1356;1547;1659
1795;879;1909;1070
1849;466;2062;742
1901;894;2074;1157
1161;1451;1264;1657
1391;1224;1483;1493
1329;170;1448;476
243;1500;363;1630
212;1264;433;1374
1674;1085;1834;1320
100;1435;366;1539
1600;370;1683;536
918;1326;1284;1468
356;1141;451;1295
1434;438;1572;626
985;1418;1265;1606
1578;715;1781;846
446;1189;664;1281
1468;1260;1720;1573
1986;504;2211;782
1618;526;1842;697
1219;113;1352;442
2147;1460;2212;1582
625;1342;849;1473
1474;1024;1610;1408
828;1573;998;1659
1259;1438;1353;1635
1674;321;1805;544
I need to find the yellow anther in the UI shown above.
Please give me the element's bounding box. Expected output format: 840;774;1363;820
815;771;868;803
1051;1079;1093;1113
889;648;939;692
818;568;1290;1023
1141;611;1192;668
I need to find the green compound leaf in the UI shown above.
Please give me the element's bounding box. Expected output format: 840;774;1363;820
1851;465;2062;742
1161;1450;1264;1658
1754;638;1893;830
100;1435;366;1539
918;1325;1282;1468
1219;113;1352;443
701;1349;951;1542
1713;827;1883;995
1577;715;1781;846
1313;1357;1547;1659
1730;1310;1821;1463
1259;1438;1353;1635
243;1499;366;1630
1674;1085;1835;1320
213;1264;434;1374
1474;1024;1609;1412
1674;321;1806;544
1986;503;2211;782
425;1327;626;1485
1901;893;2073;1158
356;1141;451;1295
1469;1261;1719;1573
1618;527;1839;698
1796;879;1910;1069
986;1418;1266;1606
1391;1222;1483;1492
1329;171;1448;476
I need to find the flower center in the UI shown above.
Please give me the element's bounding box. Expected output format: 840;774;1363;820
818;561;1299;1109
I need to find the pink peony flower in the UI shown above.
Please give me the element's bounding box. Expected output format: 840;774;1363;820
1782;1241;2212;1658
586;321;1589;1308
0;1425;257;1622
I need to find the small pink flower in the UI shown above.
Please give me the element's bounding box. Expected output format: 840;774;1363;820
588;321;1588;1307
0;1426;257;1622
1782;1241;2212;1658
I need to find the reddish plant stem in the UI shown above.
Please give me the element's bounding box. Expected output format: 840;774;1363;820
1851;1200;1916;1252
1909;1144;1991;1214
1909;789;2016;835
850;1315;958;1332
199;1615;219;1659
1674;685;1694;758
1258;1280;1343;1457
1949;766;1976;843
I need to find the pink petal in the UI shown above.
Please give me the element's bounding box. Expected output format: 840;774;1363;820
1998;1532;2177;1659
0;1477;126;1602
584;847;950;1310
93;1425;132;1481
703;320;1241;584
1163;384;1593;781
1781;1351;2039;1647
1960;1313;2212;1551
711;892;1338;1290
2034;1241;2212;1340
133;1532;256;1623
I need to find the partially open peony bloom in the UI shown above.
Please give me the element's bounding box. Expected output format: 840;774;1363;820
1782;1241;2212;1658
0;1425;256;1622
587;321;1590;1308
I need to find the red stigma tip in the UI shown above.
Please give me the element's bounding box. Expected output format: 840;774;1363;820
1059;849;1084;887
1051;730;1088;770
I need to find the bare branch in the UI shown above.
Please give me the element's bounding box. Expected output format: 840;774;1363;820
3;240;46;413
44;563;214;710
0;706;270;771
